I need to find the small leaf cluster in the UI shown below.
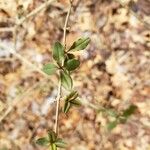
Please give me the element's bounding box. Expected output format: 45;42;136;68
43;37;90;91
36;130;67;150
63;91;81;113
107;105;137;130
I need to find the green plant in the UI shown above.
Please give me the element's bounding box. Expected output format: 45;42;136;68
35;1;91;149
36;130;67;150
36;38;90;149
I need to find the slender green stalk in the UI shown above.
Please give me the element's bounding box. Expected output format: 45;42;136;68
54;0;72;135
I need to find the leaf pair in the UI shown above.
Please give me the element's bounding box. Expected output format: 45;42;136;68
43;42;64;75
63;91;81;113
53;37;90;63
36;130;67;150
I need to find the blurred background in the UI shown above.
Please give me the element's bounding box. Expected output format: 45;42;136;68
0;0;150;149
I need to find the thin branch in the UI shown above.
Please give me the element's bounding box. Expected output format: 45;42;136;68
81;98;106;112
16;0;56;26
54;0;72;134
63;0;72;47
54;79;61;134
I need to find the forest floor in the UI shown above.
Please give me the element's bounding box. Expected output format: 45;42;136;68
0;0;150;150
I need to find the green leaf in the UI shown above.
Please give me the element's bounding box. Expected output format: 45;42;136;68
71;99;81;106
60;71;73;90
122;105;137;118
65;59;80;71
65;91;78;102
50;143;57;150
36;137;50;146
43;63;58;75
69;37;90;51
52;42;65;64
55;138;67;148
48;130;57;143
63;101;71;113
107;121;117;130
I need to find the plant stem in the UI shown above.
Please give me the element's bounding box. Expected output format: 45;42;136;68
54;78;61;134
54;0;72;134
63;0;72;47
